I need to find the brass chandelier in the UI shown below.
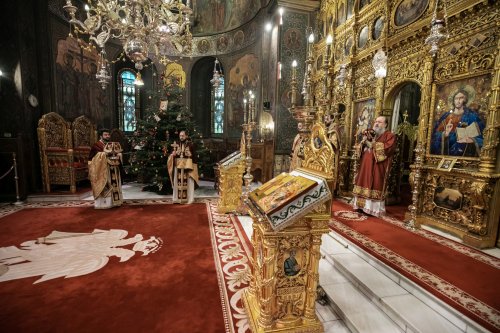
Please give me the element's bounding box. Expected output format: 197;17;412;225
63;0;193;89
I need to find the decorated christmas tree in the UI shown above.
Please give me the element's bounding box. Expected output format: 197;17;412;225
127;73;213;194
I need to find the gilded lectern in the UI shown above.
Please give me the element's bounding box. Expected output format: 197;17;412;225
243;122;334;333
216;151;245;213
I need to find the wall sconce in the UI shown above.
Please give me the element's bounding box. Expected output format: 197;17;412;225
372;49;387;78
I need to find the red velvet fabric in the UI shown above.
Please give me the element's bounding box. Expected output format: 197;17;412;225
331;199;500;332
0;204;225;333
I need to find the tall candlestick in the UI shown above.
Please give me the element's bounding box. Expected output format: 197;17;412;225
243;98;248;124
291;60;297;107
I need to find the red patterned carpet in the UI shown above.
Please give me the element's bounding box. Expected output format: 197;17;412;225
331;199;500;332
0;200;252;333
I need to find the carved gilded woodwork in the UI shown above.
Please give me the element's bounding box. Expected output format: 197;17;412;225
216;153;245;214
352;59;377;101
418;170;498;247
243;215;329;333
37;112;91;193
243;109;333;331
313;0;500;247
302;123;335;180
385;56;425;99
479;36;500;173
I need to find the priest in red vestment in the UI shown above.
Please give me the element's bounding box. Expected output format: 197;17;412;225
353;116;397;216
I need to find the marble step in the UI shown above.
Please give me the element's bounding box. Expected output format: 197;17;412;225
321;232;490;333
319;258;403;333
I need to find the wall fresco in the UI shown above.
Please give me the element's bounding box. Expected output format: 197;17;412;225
192;0;270;35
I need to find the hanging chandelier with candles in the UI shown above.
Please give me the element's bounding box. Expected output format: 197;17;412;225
63;0;193;89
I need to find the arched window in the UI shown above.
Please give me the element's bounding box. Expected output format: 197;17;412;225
118;70;138;132
212;76;224;135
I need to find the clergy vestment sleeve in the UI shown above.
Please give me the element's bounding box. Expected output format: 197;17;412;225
374;133;397;163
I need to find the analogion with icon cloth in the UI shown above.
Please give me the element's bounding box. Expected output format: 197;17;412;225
248;170;331;231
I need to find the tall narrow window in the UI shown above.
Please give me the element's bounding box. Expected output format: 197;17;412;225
212;76;224;135
118;70;138;132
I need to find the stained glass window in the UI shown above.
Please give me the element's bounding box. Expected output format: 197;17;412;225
118;70;137;132
212;77;224;135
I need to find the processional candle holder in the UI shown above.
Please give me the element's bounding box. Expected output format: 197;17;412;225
238;91;257;215
405;141;425;230
289;31;319;142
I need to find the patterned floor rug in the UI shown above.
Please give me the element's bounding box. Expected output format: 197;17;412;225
0;199;252;333
331;199;500;332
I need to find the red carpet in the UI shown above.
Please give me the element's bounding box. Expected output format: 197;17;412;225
0;201;231;333
331;199;500;332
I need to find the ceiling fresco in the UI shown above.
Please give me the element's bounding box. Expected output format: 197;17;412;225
192;0;270;36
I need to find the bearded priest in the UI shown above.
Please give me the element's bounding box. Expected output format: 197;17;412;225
352;116;397;216
88;128;123;209
167;130;199;204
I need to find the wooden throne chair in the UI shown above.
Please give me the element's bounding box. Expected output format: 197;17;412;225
37;112;88;193
72;115;97;169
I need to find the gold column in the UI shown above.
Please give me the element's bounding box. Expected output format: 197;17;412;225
479;38;500;173
407;54;435;229
257;237;277;329
303;231;324;322
374;77;385;118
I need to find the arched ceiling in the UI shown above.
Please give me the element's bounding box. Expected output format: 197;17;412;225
191;0;272;36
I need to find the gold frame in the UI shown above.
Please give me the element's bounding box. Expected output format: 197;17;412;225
426;74;492;162
392;0;430;29
437;157;457;171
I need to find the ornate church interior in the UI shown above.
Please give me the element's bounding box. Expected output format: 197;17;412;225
0;0;499;332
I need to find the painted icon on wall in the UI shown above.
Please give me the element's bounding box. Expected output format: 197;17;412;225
373;17;384;40
394;0;429;27
353;99;375;144
429;75;490;158
434;187;463;210
358;26;368;49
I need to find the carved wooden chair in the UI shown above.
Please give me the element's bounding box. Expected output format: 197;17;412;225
37;112;88;193
72;115;97;168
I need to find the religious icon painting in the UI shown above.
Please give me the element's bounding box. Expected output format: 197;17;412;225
234;30;245;48
283;248;301;277
197;39;210;54
373;16;384;40
284;28;302;51
316;55;323;71
353;99;375;145
394;0;429;27
437;157;457;171
433;186;463;211
429;75;491;158
358;26;369;49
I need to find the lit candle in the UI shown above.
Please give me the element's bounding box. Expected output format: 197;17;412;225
308;33;314;57
243;98;248;124
326;34;333;60
249;91;254;122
